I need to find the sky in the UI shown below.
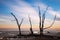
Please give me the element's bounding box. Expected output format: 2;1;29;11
0;0;60;32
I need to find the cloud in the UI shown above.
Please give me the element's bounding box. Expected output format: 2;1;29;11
1;0;60;31
4;0;39;24
56;17;60;21
1;0;60;24
0;14;15;24
39;3;60;21
34;2;60;18
47;8;60;21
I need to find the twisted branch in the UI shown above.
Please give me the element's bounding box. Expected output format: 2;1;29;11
44;14;56;29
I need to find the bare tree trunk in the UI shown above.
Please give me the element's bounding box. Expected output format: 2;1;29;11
28;15;33;35
11;13;23;36
11;13;21;35
19;18;23;35
38;6;43;35
38;6;56;36
30;27;33;35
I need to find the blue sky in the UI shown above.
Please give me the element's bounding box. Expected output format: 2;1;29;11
0;0;60;19
0;0;60;31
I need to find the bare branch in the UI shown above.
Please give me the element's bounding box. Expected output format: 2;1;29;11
11;13;19;26
28;15;32;28
44;15;56;29
19;18;23;27
42;6;48;28
28;15;33;34
38;6;42;31
11;13;22;35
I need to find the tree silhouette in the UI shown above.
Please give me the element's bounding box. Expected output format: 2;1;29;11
11;13;23;36
38;6;56;35
28;15;33;35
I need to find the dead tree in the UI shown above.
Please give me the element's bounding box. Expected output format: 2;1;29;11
28;15;33;35
38;6;56;35
11;13;23;36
